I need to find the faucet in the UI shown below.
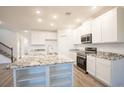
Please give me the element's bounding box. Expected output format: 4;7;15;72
47;45;53;55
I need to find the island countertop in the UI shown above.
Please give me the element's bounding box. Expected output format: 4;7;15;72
9;54;75;69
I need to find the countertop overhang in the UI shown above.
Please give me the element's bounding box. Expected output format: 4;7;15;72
9;54;75;69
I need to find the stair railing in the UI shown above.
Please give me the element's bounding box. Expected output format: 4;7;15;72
0;42;14;63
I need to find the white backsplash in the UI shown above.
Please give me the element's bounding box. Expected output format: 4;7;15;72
74;43;124;54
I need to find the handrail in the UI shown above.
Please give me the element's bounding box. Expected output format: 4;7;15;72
0;42;12;49
0;42;14;63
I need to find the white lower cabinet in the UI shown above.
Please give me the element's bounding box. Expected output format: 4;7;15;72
87;55;124;86
96;58;111;85
87;56;96;76
87;55;111;86
13;63;73;87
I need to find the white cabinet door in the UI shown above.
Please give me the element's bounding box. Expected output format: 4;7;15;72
71;30;76;44
31;31;45;45
45;32;57;40
87;55;96;76
31;31;38;44
76;28;82;44
82;21;92;35
92;16;102;43
101;8;117;42
72;28;81;44
96;58;111;85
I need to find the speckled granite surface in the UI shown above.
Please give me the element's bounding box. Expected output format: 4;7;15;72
10;54;75;68
89;51;124;61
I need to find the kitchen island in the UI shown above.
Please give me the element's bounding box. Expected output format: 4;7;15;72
10;54;75;87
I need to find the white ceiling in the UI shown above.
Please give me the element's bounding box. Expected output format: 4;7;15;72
0;6;114;32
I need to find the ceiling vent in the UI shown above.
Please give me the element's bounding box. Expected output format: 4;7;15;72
65;12;72;16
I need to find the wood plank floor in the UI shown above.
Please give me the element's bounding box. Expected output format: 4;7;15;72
0;64;104;87
0;64;13;87
74;65;104;87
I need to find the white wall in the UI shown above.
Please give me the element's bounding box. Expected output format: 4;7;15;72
0;29;18;57
0;54;11;64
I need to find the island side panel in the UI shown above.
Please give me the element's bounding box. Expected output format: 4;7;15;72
49;63;73;87
12;63;74;87
13;69;17;87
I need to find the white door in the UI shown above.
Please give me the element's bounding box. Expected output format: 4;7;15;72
96;58;111;85
87;56;96;76
92;17;102;43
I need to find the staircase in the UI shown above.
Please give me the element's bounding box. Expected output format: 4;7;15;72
0;49;12;59
0;42;14;87
0;54;11;64
0;42;14;64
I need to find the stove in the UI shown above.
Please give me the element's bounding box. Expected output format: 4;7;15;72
77;47;97;73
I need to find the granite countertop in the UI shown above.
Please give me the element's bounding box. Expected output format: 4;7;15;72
9;54;75;69
89;51;124;61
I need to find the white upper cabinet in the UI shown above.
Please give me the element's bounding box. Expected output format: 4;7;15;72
31;31;57;45
31;31;45;45
82;21;92;35
72;20;92;44
45;32;57;40
92;16;102;43
72;28;81;44
92;7;124;43
101;8;117;42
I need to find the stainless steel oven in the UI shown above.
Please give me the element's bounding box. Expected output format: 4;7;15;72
81;33;92;44
77;55;86;72
77;47;97;74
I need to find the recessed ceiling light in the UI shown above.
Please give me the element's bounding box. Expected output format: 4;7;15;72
75;18;81;23
50;23;55;27
92;6;97;10
37;18;42;22
24;30;28;33
52;15;58;19
36;10;40;14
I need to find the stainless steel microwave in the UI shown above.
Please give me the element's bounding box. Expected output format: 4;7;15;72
81;33;92;44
